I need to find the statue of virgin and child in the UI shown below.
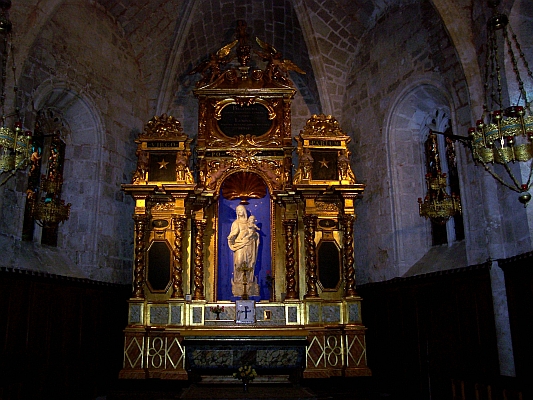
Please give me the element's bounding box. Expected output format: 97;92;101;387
228;204;260;297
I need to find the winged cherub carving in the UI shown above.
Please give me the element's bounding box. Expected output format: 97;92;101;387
190;40;239;87
255;37;305;85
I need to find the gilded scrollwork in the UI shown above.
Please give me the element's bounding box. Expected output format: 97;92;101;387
151;202;175;212
204;151;284;191
203;95;288;149
300;114;345;137
315;201;340;213
226;149;260;169
141;114;186;140
205;160;229;190
214;98;276;121
131;114;195;185
256;159;283;187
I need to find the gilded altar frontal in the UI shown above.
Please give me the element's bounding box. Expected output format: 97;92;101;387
120;21;370;380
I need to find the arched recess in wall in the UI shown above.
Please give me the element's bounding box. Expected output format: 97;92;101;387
29;84;104;270
386;81;463;275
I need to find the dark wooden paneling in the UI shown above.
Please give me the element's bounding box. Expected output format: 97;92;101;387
0;268;130;399
359;265;501;399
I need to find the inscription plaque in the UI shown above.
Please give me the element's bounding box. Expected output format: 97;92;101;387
217;103;272;137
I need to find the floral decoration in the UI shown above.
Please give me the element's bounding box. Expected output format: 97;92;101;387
232;365;257;383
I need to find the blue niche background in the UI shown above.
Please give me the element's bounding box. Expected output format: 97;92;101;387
217;191;271;301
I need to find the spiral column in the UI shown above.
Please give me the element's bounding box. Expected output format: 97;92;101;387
132;214;148;298
283;219;298;300
192;219;206;300
303;214;319;298
171;215;186;299
342;214;358;297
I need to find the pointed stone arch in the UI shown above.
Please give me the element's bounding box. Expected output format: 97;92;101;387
385;80;457;275
31;83;105;277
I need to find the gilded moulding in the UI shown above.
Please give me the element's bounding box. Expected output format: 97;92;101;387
202;152;286;193
201;97;287;149
214;97;277;120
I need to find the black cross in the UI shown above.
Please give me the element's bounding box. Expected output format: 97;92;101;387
242;306;251;319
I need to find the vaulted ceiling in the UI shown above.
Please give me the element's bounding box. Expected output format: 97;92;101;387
11;0;518;133
92;0;413;118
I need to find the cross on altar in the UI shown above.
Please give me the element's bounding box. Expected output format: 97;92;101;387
236;300;255;324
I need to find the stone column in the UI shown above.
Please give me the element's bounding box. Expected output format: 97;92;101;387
303;214;319;299
192;219;206;300
132;214;148;299
171;215;186;299
283;219;298;300
342;214;358;298
491;261;516;376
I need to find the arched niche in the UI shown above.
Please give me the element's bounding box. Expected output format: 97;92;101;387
31;85;105;278
386;82;457;275
216;171;272;301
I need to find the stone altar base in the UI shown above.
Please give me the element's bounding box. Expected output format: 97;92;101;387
184;336;307;382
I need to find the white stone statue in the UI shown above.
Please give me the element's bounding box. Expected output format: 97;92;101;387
228;204;260;297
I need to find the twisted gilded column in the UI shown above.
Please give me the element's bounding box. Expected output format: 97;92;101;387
171;215;186;299
303;214;319;299
342;214;358;297
283;219;298;300
192;219;206;300
132;214;148;298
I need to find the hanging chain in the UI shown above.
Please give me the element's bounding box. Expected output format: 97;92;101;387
491;25;504;111
9;33;18;123
507;24;533;112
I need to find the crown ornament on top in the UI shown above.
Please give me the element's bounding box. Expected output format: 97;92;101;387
300;114;346;137
141;114;186;139
190;20;305;88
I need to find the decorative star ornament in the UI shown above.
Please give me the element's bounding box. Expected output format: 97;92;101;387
158;159;169;169
319;158;329;168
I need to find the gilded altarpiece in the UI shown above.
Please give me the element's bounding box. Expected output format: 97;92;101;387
120;22;370;381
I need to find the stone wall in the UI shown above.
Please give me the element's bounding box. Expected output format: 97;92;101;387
0;1;149;283
342;2;472;283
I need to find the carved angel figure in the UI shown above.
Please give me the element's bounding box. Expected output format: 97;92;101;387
293;147;314;184
337;150;357;184
132;150;149;183
175;151;194;184
255;37;305;85
190;40;238;87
